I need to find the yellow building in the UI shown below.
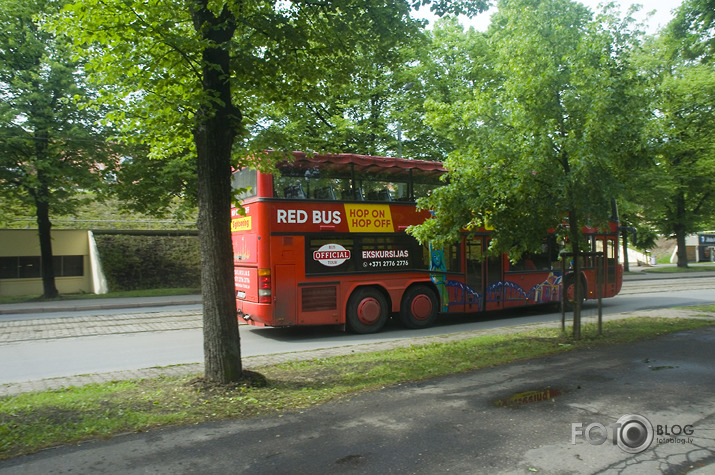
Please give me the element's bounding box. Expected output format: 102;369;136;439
0;229;108;297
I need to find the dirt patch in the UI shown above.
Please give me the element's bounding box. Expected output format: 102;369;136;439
186;370;268;393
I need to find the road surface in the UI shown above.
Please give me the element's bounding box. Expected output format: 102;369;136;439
1;276;714;385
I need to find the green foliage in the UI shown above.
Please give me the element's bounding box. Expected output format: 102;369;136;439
411;0;649;256
1;195;197;230
251;11;429;158
643;62;715;235
666;0;715;63
94;234;201;291
631;5;715;261
396;17;493;161
0;0;119;214
0;0;125;297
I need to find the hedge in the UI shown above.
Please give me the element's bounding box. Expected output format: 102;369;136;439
94;234;201;291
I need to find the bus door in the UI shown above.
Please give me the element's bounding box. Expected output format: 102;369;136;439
274;264;297;326
594;236;619;298
465;236;484;312
272;235;299;326
485;239;503;311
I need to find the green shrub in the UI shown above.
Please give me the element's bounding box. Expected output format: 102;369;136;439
94;234;200;291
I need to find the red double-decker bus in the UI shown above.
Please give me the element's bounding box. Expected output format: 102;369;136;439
231;152;623;334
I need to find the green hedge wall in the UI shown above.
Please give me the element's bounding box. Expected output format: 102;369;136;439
94;234;201;291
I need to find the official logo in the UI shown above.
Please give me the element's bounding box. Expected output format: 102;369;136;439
313;243;351;267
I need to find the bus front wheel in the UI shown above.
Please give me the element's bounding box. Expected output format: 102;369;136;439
399;285;439;329
346;287;389;334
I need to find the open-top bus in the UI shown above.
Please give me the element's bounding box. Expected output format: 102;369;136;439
231;152;623;334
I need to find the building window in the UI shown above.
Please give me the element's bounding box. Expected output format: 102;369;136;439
18;256;42;278
0;256;84;279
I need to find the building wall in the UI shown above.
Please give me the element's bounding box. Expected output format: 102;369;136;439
0;229;97;297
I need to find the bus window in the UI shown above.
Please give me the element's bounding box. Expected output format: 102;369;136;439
273;155;444;202
314;186;337;200
606;239;616;259
274;164;352;200
413;174;444;200
466;236;483;290
510;242;552;272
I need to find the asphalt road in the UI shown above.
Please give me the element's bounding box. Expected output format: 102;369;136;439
1;276;714;386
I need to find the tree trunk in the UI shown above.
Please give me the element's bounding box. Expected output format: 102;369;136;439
568;207;582;340
674;192;689;268
622;227;630;272
675;228;689;268
35;191;59;299
34;125;59;299
191;1;243;383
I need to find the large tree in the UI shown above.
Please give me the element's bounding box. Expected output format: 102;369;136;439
251;9;428;158
0;0;118;298
396;17;493;161
410;0;649;336
667;0;714;63
636;5;715;267
56;0;489;383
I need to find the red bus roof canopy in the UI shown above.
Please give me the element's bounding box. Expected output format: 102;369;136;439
281;152;447;180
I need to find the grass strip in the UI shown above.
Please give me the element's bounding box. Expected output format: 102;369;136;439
678;303;715;316
1;316;712;460
638;265;715;273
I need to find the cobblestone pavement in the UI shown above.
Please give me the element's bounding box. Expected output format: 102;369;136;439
1;306;713;397
0;310;203;343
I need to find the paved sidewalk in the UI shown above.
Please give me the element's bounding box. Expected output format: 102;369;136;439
0;294;202;316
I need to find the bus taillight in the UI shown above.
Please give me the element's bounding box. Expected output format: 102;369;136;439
258;268;271;303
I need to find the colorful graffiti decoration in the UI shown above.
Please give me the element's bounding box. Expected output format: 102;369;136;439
432;270;562;311
429;248;450;312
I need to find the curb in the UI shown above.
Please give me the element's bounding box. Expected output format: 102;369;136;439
0;298;202;316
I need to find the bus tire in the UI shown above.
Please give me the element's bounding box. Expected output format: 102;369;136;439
399;285;439;329
346;287;389;334
564;275;586;311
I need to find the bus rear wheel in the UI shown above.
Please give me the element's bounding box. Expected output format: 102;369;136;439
346;287;389;334
399;285;439;329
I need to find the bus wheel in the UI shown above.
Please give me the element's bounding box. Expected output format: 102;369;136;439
399;285;438;329
564;276;586;311
346;287;389;334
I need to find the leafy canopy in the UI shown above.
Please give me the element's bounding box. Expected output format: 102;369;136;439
0;0;118;217
410;0;649;257
52;0;490;216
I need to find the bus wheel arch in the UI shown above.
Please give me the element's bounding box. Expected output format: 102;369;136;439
399;283;439;329
346;286;390;334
